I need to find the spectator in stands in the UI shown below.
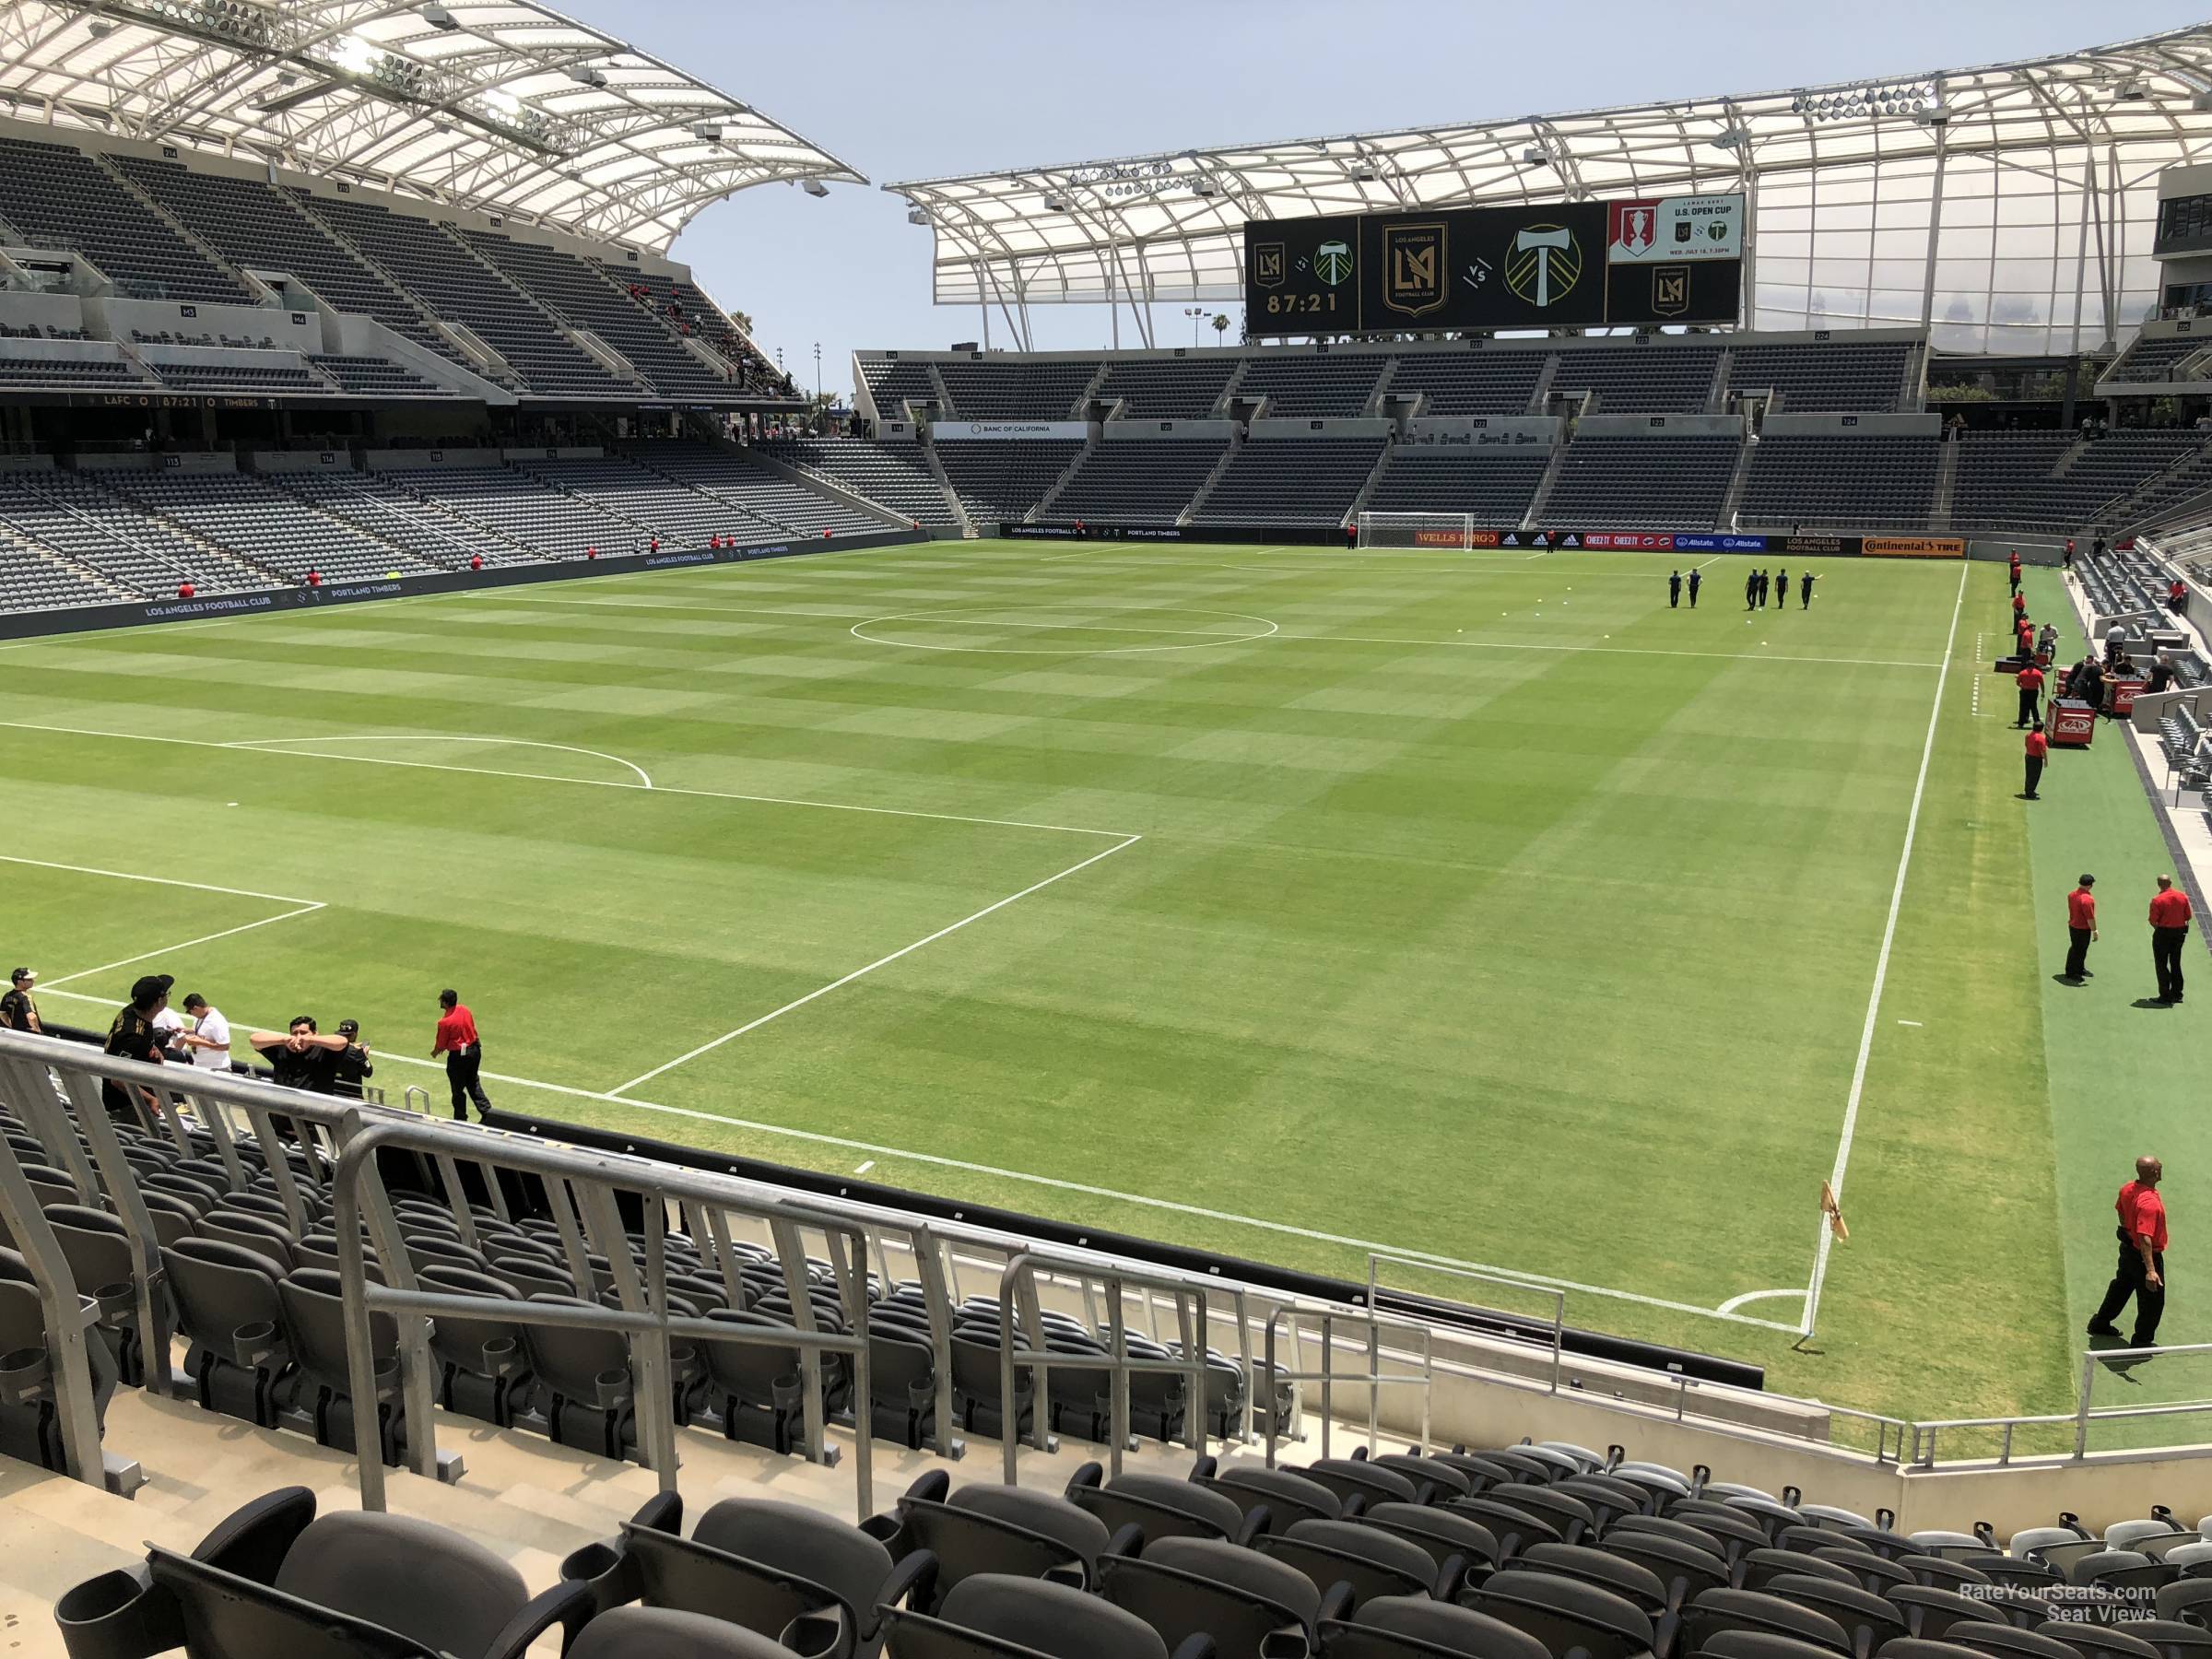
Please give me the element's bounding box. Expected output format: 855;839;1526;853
102;974;171;1122
2088;1155;2168;1347
1799;571;1816;609
248;1017;347;1093
2095;535;2108;564
2150;875;2194;1006
2059;876;2100;984
2171;577;2189;615
151;989;187;1062
177;993;229;1073
470;554;483;572
2023;724;2048;801
177;582;194;601
333;1018;372;1101
1667;570;1681;608
1687;568;1702;609
307;569;321;588
2016;660;2046;728
433;988;491;1122
2148;655;2176;698
2065;537;2077;572
0;968;40;1034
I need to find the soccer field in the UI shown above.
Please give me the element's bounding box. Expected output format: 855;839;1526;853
5;538;2205;1428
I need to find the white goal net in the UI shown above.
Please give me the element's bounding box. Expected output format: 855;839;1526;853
1356;511;1477;549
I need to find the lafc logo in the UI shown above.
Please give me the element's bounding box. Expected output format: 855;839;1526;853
1254;242;1286;288
1313;240;1354;287
1382;223;1447;316
1652;264;1688;316
1504;223;1582;309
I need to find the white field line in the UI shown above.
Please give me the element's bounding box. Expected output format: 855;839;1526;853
608;832;1143;1096
1716;1287;1810;1316
0;853;319;906
1801;559;1970;1337
1271;631;1941;671
25;981;1797;1331
0;719;1133;841
229;734;655;788
42;903;327;988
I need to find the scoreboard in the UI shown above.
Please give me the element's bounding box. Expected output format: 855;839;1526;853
1245;194;1743;334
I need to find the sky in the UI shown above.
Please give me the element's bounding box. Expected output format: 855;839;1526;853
553;0;2212;405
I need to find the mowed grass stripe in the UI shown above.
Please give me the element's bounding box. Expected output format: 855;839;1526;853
3;542;2040;1419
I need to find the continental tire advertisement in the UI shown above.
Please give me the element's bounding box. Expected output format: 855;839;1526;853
1245;194;1743;335
1862;536;1966;559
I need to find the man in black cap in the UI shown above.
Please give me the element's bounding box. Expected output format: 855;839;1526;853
101;974;171;1123
333;1018;374;1101
247;1016;349;1094
0;968;40;1034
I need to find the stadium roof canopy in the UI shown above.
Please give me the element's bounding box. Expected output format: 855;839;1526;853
886;24;2212;354
0;0;864;253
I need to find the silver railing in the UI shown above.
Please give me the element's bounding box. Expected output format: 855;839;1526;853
994;1251;1213;1483
1262;1302;1435;1467
24;1027;2212;1505
1368;1254;1567;1396
329;1112;881;1516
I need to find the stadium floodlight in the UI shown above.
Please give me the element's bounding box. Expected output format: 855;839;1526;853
420;4;459;29
802;178;830;197
333;32;378;74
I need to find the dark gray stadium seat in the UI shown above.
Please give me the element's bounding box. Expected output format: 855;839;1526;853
161;1238;293;1426
1258;1518;1451;1606
879;1572;1188;1659
1319;1592;1555;1659
1065;1464;1249;1544
568;1606;794;1658
1683;1588;1852;1656
1471;1568;1654;1659
1099;1535;1320;1658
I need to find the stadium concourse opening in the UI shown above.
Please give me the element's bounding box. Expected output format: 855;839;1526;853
14;8;2212;1655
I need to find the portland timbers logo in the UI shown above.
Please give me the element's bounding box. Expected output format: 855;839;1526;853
1313;241;1354;286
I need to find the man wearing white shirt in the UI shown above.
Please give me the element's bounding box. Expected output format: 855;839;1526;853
179;993;231;1072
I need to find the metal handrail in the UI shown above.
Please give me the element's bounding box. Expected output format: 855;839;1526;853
995;1250;1212;1483
1368;1253;1566;1397
1262;1302;1434;1467
331;1112;878;1517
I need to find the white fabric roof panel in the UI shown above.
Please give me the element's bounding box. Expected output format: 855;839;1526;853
0;0;863;253
886;24;2212;352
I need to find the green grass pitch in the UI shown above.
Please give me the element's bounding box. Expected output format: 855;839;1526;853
6;538;2209;1437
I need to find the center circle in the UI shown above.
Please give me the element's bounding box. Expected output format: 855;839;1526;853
850;603;1280;656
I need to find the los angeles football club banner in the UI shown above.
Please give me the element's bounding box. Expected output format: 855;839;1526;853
1606;195;1745;264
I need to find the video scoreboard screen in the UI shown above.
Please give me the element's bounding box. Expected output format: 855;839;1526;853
1244;194;1743;334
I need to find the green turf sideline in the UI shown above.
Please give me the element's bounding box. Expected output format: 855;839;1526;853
2021;568;2212;1439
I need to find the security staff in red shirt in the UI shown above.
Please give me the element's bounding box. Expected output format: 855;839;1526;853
2088;1155;2169;1347
2065;875;2098;982
2023;725;2048;800
432;988;491;1121
2016;662;2045;728
2150;875;2194;1005
2012;590;2027;622
2008;551;2022;594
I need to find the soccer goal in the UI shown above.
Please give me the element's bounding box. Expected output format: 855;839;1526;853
1356;511;1477;549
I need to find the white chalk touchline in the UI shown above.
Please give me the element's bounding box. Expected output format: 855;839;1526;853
223;734;655;790
0;718;1132;841
608;832;1143;1096
26;978;1793;1328
1802;559;1970;1335
1272;630;1941;670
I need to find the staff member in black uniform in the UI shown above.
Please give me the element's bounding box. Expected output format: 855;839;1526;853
334;1018;374;1100
1687;569;1701;608
102;974;171;1124
1744;568;1759;610
1668;570;1682;608
0;968;40;1033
